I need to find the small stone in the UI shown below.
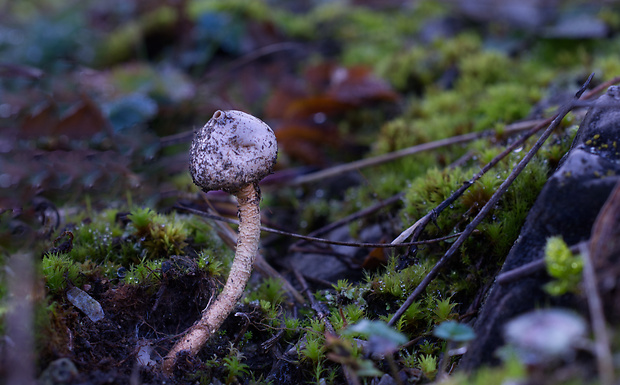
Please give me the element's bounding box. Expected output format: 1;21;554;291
38;358;78;385
66;286;105;322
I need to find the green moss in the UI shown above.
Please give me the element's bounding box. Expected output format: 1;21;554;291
473;83;541;131
246;277;286;307
128;207;189;258
544;236;583;296
302;332;326;363
197;249;226;277
394;300;425;333
418;354;438;380
369;258;430;300
39;205;230;293
123;258;163;286
431;297;458;323
41;253;84;293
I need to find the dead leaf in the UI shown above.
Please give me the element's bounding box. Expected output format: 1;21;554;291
20;103;59;138
361;244;388;270
52;97;111;139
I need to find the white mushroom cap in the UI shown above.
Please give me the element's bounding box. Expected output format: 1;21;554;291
189;110;278;193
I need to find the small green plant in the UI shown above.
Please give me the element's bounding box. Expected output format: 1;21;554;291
123;258;162;286
433;320;475;343
432;297;458;323
283;316;301;339
544;236;583;296
41;253;83;293
418;354;438;380
127;207;155;236
369;258;429;299
128;207;189;258
418;340;437;355
197;250;225;277
223;347;249;385
433;321;476;378
302;333;326;363
395;299;425;332
248;277;285;306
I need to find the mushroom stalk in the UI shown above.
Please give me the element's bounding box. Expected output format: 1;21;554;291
162;110;277;376
163;184;260;374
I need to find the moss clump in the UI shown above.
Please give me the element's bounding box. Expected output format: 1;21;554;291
544;236;583;296
40;206;230;293
41;253;84;294
128;207;189;258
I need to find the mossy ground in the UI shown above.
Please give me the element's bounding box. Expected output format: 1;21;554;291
2;1;620;384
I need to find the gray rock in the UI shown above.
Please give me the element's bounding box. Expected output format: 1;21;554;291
460;86;620;370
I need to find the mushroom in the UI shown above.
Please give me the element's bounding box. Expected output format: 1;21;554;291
162;110;277;375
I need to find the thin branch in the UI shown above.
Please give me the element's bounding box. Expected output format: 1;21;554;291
387;74;594;327
176;204;472;248
160;130;194;147
497;242;585;285
580;242;614;385
295;193;403;244
290;131;486;185
202;42;303;81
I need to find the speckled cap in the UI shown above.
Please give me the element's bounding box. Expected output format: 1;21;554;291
189;110;278;193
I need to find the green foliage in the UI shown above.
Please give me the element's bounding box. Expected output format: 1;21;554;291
197;250;225;277
40;206;229;292
544;236;583;296
41;253;83;293
246;277;286;307
432;297;458;323
308;317;326;335
283;316;301;340
127;207;155;235
402;166;468;237
70;209;124;264
473;83;541;131
342;304;365;325
302;333;325;363
395;300;425;332
223;345;249;384
128;208;189;258
123;258;162;286
418;340;438;356
418;354;438;380
369;258;429;299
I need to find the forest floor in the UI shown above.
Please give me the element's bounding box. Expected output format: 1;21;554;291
2;1;620;384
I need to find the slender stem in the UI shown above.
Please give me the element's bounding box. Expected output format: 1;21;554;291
163;183;261;375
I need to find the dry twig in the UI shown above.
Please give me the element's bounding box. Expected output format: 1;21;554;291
176;204;474;248
580;242;614;385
